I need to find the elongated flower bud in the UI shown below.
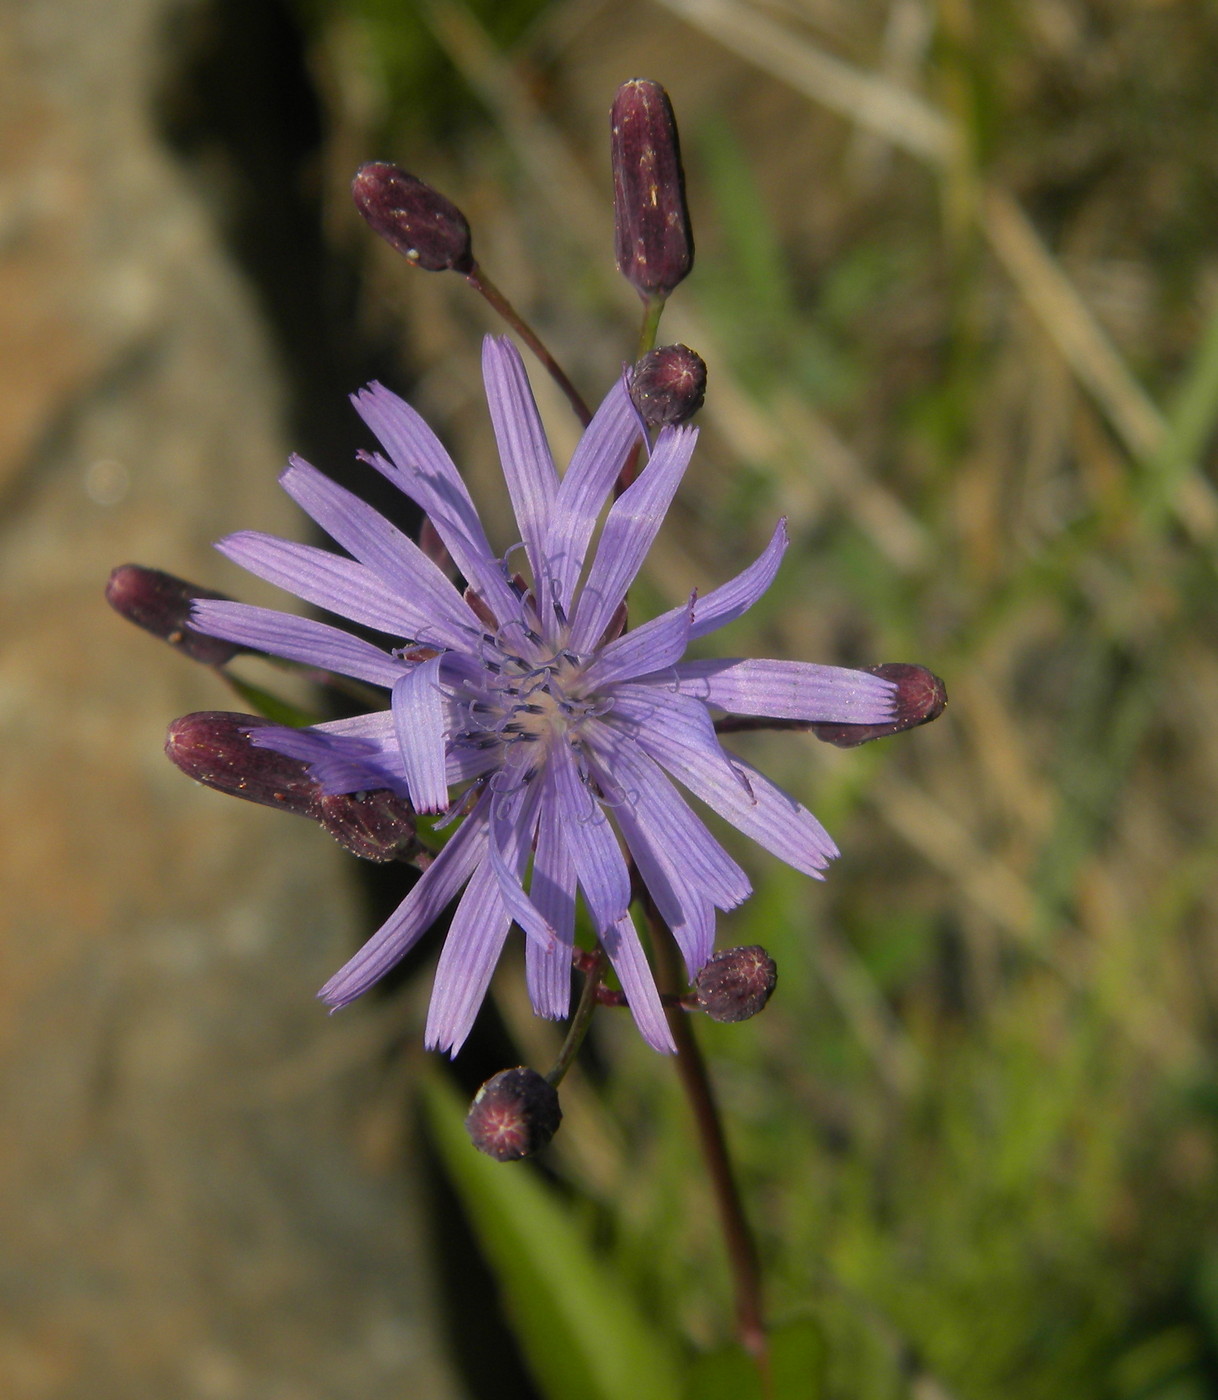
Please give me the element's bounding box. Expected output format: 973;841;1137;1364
611;79;693;299
465;1068;562;1161
166;712;420;862
694;946;777;1022
812;664;947;748
630;344;706;426
352;162;475;273
317;789;419;864
106;564;245;666
165;712;320;817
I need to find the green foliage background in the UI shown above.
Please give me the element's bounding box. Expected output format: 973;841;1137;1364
289;1;1218;1395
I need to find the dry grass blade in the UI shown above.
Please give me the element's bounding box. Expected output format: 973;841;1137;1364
651;0;1218;541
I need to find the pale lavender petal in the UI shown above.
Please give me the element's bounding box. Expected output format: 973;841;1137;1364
548;741;631;930
191;599;403;687
481;337;558;586
391;657;449;813
582;593;693;690
543;378;641;613
668;658;895;723
568;424;698;651
424;857;511;1056
281;457;475;648
608;683;750;799
250;724;393;796
582;717;750;911
352;384;519;621
526;800;576;1020
601;913;675;1054
217;531;427;638
607;790;717;976
689;518;788;640
314;710;497;787
611;683;838;873
320;793;491;1007
487;783;554;951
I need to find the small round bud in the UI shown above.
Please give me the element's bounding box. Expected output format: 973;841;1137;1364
629;344;706;427
352;162;474;273
812;664;947;748
694;946;777;1023
317;788;419;863
165;712;321;818
465;1068;562;1162
611;79;693;300
106;564;245;666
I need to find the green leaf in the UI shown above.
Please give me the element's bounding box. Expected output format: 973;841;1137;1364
421;1073;683;1400
222;675;317;728
682;1317;825;1400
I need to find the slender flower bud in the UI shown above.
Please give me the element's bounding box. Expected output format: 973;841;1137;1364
317;789;419;864
165;712;321;817
630;344;706;427
106;564;245;666
694;946;778;1022
611;79;693;299
812;663;947;748
352;162;475;274
465;1068;562;1162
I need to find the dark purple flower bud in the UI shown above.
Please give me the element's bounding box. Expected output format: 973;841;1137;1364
630;344;706;427
165;712;321;817
465;1067;562;1162
611;79;693;300
812;664;947;748
317;788;419;863
352;162;474;274
694;946;778;1023
106;564;245;666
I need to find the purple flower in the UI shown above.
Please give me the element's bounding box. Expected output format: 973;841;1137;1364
191;337;896;1055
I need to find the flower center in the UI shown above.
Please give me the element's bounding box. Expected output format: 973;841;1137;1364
456;633;609;763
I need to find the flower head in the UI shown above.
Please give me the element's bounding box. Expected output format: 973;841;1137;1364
191;337;897;1055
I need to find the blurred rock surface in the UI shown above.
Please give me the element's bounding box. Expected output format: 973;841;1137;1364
0;2;453;1396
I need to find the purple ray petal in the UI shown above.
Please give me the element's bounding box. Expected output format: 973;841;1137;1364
482;337;559;589
319;793;491;1007
352;384;519;621
689;518;788;640
487;783;554;951
217;531;429;638
391;656;449;812
611;683;839;874
424;857;511;1056
280;457;475;648
314;710;497;787
549;741;631;931
582;592;694;689
600;913;675;1054
543;378;641;615
249;723;394;796
568;424;698;651
191;599;403;687
605;788;717;977
582;717;750;910
669;658;895;723
608;682;751;798
526;800;576;1020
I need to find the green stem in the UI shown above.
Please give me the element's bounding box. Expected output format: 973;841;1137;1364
644;898;770;1376
637;293;666;359
466;262;593;427
545;947;606;1087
